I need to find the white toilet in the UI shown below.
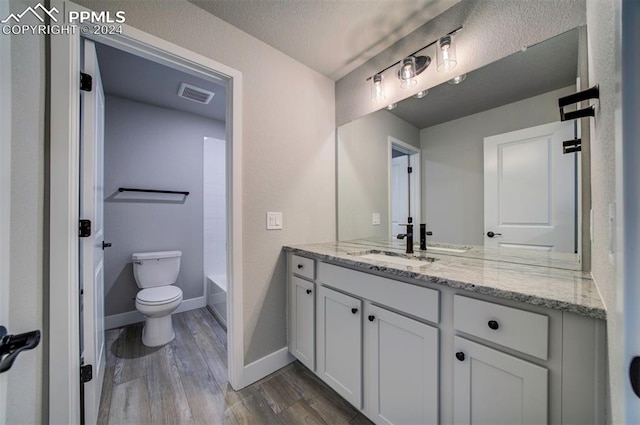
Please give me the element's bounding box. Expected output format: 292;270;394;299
132;250;184;347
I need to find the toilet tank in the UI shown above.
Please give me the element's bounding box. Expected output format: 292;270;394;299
132;250;182;288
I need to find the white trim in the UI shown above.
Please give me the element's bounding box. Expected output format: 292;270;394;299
243;347;295;387
104;296;206;330
49;2;245;422
0;0;11;420
387;136;421;238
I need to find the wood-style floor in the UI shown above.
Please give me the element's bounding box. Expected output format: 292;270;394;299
98;308;372;425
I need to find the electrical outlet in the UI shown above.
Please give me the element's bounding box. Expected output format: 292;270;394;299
372;213;381;226
266;212;283;230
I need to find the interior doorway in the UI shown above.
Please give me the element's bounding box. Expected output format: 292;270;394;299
389;137;421;238
49;7;244;423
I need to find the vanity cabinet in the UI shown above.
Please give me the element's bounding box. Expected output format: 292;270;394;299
316;285;363;408
453;336;548;424
366;304;439;425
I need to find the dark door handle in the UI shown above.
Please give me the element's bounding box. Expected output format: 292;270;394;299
0;326;41;373
351;308;358;315
455;351;465;362
488;320;500;330
486;231;502;238
102;241;112;250
306;289;312;295
368;315;375;322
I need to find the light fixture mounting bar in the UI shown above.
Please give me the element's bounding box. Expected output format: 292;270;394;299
366;26;463;81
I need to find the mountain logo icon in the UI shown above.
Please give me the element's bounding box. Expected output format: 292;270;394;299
1;3;59;24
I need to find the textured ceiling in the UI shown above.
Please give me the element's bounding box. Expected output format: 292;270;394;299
189;0;460;81
389;28;579;129
95;43;227;122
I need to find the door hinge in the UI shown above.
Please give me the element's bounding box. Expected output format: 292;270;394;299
79;219;92;238
80;364;93;383
407;166;413;174
80;73;92;92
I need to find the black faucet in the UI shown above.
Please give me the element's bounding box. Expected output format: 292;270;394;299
397;224;414;254
419;224;433;251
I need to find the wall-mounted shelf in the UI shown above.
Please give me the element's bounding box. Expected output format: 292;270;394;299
109;187;190;203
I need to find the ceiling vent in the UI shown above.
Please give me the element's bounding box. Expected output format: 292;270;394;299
177;83;215;105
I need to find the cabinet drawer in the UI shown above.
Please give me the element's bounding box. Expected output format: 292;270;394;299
454;295;549;360
291;254;315;280
318;262;439;324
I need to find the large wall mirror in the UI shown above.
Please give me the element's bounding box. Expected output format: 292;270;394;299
337;27;589;270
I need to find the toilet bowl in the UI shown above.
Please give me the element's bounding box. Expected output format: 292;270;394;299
132;250;183;347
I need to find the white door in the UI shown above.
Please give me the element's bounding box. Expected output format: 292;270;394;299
0;0;11;417
391;154;409;237
80;39;106;425
484;121;575;252
316;285;362;408
453;336;548;424
289;276;315;370
365;304;439;425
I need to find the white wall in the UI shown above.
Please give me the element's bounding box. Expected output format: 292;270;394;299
585;0;619;423
203;137;226;289
336;0;587;126
76;0;336;363
5;1;45;422
338;109;419;240
420;86;574;246
104;96;225;316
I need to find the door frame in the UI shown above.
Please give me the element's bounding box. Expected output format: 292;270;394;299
49;1;244;423
0;0;11;420
387;136;421;238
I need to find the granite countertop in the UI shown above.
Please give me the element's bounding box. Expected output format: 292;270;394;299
283;239;606;320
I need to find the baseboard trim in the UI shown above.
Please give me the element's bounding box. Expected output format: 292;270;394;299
104;296;206;330
243;346;295;387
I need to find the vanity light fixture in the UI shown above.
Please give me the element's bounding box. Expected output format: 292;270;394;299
448;74;467;85
436;34;457;72
371;73;386;101
386;103;398;110
414;90;428;99
366;26;462;101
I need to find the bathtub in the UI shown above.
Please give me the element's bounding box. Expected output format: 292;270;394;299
206;275;227;329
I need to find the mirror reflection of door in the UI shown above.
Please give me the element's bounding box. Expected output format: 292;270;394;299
389;138;420;238
484;121;576;252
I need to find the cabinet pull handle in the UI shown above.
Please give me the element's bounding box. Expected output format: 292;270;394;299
351;308;358;315
306;289;312;295
488;320;500;330
297;264;304;269
455;352;465;362
368;315;375;322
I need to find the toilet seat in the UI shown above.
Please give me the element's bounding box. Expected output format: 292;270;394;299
136;286;182;306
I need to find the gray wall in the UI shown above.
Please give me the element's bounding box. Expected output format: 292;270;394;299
336;0;586;126
104;96;224;316
77;0;336;364
338;109;419;240
585;0;619;422
420;86;574;246
6;0;45;422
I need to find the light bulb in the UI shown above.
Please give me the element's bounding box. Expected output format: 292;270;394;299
371;73;385;102
437;35;457;72
386;103;398;110
399;57;417;89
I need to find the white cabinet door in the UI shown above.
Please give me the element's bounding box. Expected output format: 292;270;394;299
289;276;315;370
317;285;362;408
453;336;548;425
366;305;439;425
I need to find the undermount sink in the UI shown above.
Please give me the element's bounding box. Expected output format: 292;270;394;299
356;252;436;267
426;246;470;254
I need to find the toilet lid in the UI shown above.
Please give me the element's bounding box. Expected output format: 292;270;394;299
137;286;182;305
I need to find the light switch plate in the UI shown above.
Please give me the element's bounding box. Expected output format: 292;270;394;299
372;213;381;226
267;212;283;230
